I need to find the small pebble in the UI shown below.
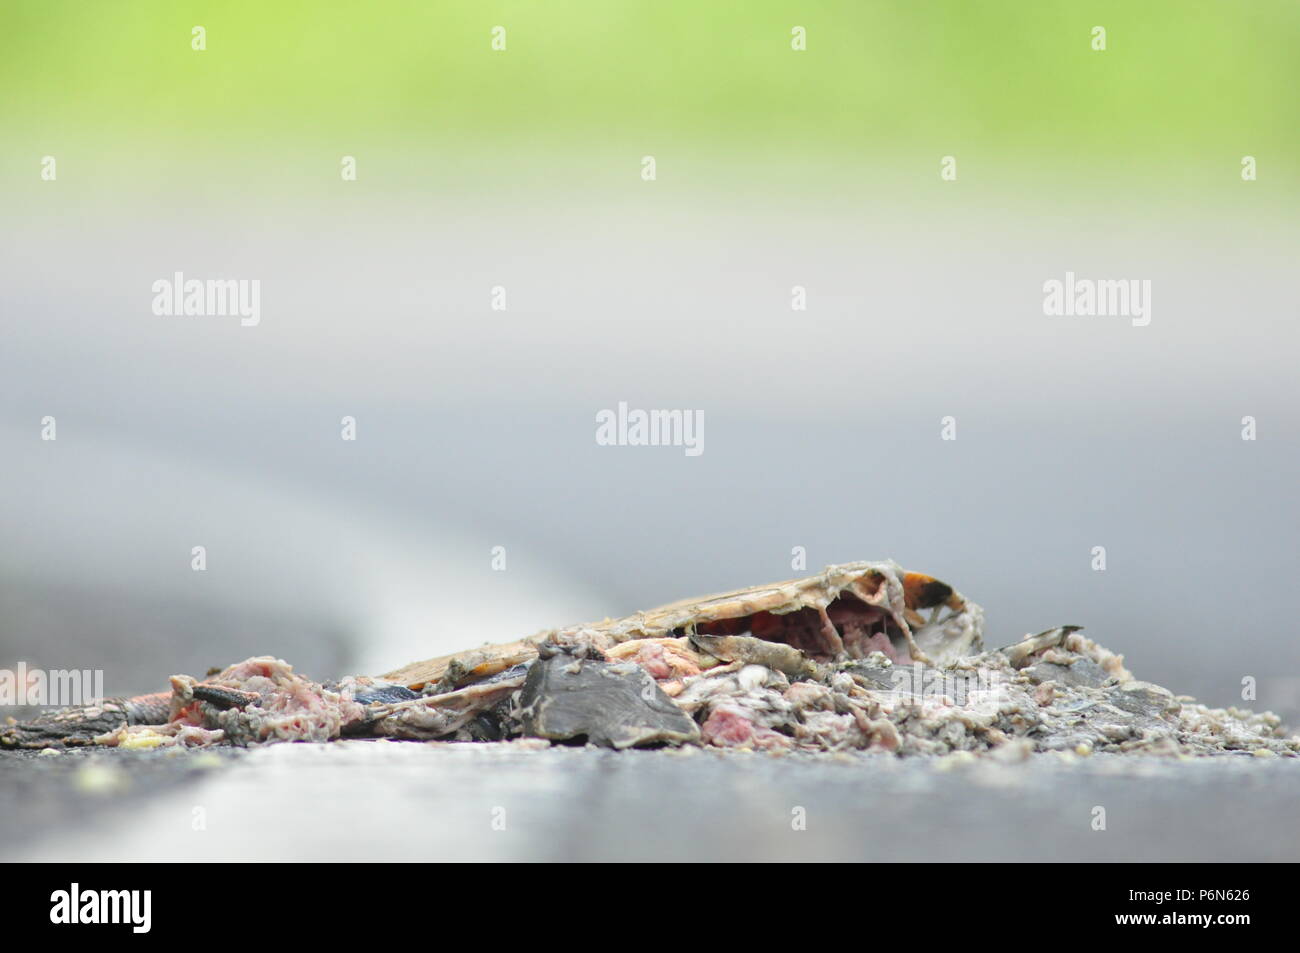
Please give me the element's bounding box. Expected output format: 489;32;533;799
74;761;129;795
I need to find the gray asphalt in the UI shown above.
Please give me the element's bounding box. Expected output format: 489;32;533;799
4;742;1297;862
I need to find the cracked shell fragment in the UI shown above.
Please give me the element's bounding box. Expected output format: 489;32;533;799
516;648;700;748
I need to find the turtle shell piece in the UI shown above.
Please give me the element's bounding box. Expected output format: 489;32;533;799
381;560;984;691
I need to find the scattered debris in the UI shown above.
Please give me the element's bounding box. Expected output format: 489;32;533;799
3;561;1296;758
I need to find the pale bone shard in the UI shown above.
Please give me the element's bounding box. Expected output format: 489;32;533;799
688;633;820;678
1004;625;1111;672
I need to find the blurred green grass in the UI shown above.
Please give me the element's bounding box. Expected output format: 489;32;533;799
3;1;1297;198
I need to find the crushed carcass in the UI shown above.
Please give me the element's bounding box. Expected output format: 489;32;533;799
3;561;1296;758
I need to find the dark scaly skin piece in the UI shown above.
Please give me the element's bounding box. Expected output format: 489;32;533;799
0;691;174;748
1;682;418;748
190;685;258;710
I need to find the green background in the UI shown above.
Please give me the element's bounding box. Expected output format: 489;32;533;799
4;1;1296;207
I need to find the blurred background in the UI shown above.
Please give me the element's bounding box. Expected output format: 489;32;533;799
2;1;1298;725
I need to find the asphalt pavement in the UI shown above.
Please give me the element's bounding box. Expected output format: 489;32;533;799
4;741;1297;862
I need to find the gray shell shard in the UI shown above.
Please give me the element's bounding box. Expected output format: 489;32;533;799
516;653;700;749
